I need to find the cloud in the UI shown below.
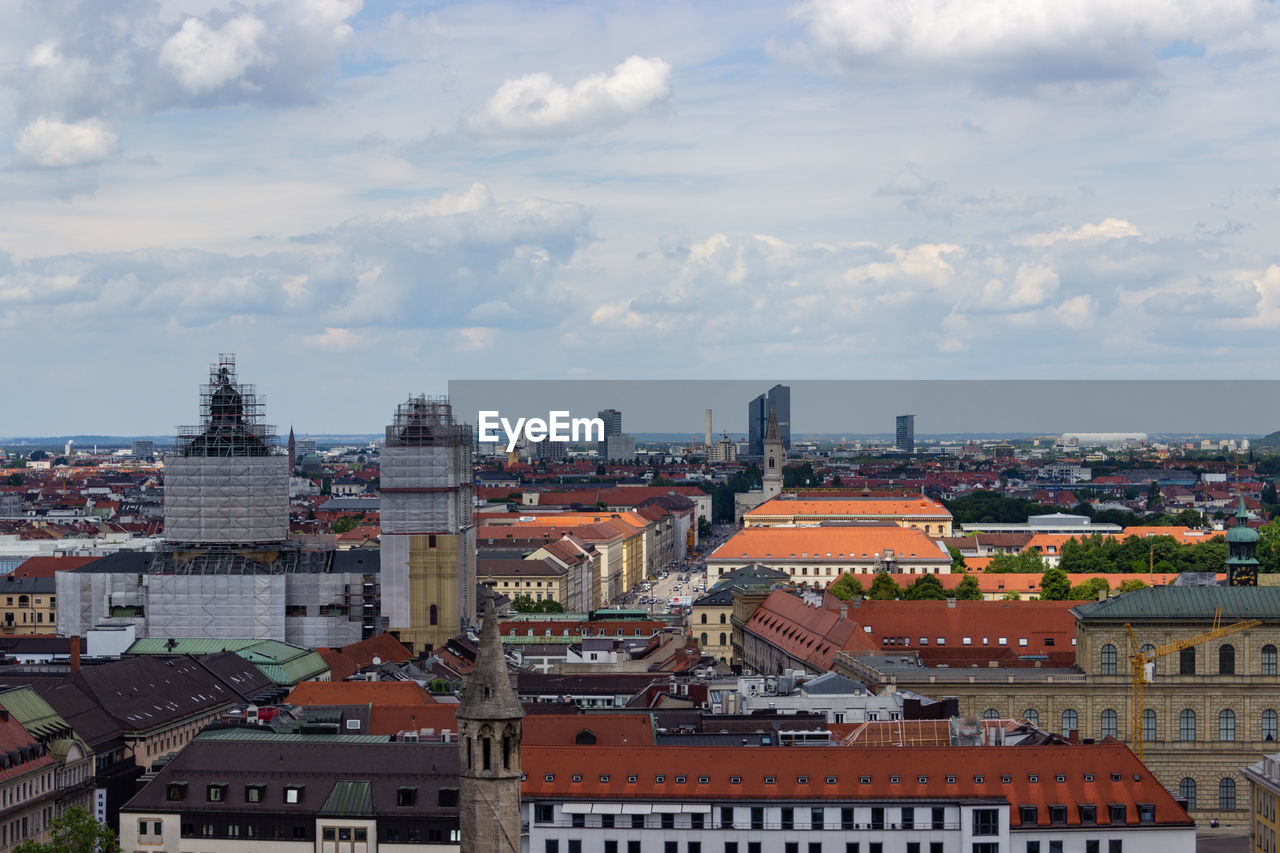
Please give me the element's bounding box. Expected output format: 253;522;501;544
790;0;1267;89
1018;218;1142;248
160;14;269;94
466;55;672;134
13;117;118;168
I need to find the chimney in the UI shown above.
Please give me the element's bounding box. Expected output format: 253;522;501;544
1097;589;1107;602
839;604;848;621
70;635;81;673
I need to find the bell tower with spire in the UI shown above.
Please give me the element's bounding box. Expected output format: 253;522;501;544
1226;495;1259;586
457;586;524;853
762;406;785;501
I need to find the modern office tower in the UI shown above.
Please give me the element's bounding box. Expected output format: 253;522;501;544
164;354;289;545
605;434;636;462
748;384;791;455
380;395;476;652
705;409;713;447
597;408;622;457
131;439;155;460
896;414;916;454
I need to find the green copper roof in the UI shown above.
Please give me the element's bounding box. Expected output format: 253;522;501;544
125;638;330;685
196;729;389;745
0;686;76;740
1071;586;1280;622
320;781;375;816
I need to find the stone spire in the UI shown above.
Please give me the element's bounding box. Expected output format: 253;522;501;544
458;586;524;721
764;407;781;442
762;407;784;501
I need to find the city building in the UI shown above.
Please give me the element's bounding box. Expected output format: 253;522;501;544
692;586;734;665
708;525;951;587
130;439;155;460
605;434;636;462
709;433;738;464
118;729;462;853
0;575;56;633
379;395;476;653
896;414;915;454
522;742;1194;853
477;557;567;605
1242;752;1280;853
744;494;954;536
598;409;622;458
748;384;790;456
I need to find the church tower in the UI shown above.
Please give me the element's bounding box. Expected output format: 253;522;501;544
1226;495;1259;586
457;587;523;853
762;406;785;501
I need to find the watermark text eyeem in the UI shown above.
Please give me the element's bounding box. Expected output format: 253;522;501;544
477;411;604;452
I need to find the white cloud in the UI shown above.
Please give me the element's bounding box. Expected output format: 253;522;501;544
299;327;364;350
974;262;1060;311
1055;294;1098;330
467;55;672;134
1018;218;1142;248
792;0;1265;86
14;117;118;168
160;14;269;94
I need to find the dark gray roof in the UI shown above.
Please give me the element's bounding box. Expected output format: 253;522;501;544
693;587;734;606
318;497;381;512
75;548;378;575
477;557;565;578
0;575;56;593
800;672;867;695
122;731;459;820
711;563;791;590
1071;586;1280;622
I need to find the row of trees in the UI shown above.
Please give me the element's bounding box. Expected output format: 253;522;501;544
826;569;1149;602
510;595;565;614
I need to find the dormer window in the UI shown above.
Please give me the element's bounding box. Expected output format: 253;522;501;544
206;784;227;802
284;785;304;804
166;782;187;802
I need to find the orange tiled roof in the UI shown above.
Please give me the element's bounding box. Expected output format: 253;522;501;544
523;714;654;746
745;496;952;519
711;526;949;562
285;680;435;707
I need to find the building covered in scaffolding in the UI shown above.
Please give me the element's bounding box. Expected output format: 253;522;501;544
163;355;289;545
380;394;475;653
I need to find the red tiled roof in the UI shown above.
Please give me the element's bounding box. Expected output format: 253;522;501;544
520;743;1192;827
745;590;875;671
745;496;952;519
837;599;1077;654
286;681;436;707
711;526;949;562
523;714;654;746
13;556;99;577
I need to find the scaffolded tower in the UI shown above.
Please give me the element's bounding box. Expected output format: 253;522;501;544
379;395;475;652
164;354;289;545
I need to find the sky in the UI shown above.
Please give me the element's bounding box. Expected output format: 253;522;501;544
3;0;1280;435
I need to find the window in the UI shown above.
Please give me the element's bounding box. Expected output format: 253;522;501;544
972;809;998;836
1180;647;1196;675
206;784;226;802
1061;709;1078;735
973;845;999;853
571;813;585;828
751;808;764;830
629;843;641;853
284;785;303;804
1220;778;1237;811
931;845;943;853
245;785;263;803
1137;804;1155;824
982;708;999;719
691;814;704;830
721;807;734;828
902;807;914;830
1142;708;1157;742
1265;644;1278;676
1109;804;1127;823
1110;842;1123;853
602;813;616;829
1266;710;1279;742
1024;709;1039;725
1101;643;1117;675
908;845;920;853
1101;709;1118;738
1220;709;1237;741
782;807;795;830
1078;805;1097;824
1179;709;1197;741
1220;644;1236;675
932;807;945;830
535;804;554;824
1050;843;1063;853
811;807;825;829
765;776;776;785
632;815;645;829
397;786;417;806
1049;805;1067;825
872;807;885;829
166;782;186;801
1027;844;1040;853
1087;841;1099;853
1179;778;1197;809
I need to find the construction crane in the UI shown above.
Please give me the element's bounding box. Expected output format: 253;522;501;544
1125;606;1260;760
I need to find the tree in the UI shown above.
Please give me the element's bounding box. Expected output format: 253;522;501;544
697;517;712;538
1145;480;1162;510
511;595;538;612
905;574;947;600
1001;591;1021;601
533;599;564;613
829;573;865;601
1039;568;1071;601
1174;509;1204;529
868;573;902;601
330;513;365;535
1117;578;1147;593
4;473;22;486
14;806;120;853
986;550;1046;574
948;547;967;572
954;574;983;600
28;450;49;461
831;475;842;487
1068;576;1111;600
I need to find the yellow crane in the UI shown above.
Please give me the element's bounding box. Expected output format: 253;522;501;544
1125;606;1261;760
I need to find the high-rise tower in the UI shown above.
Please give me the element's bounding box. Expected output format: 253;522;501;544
164;355;288;545
762;407;784;501
457;587;523;853
896;414;915;455
748;384;790;455
597;408;622;457
380;395;475;652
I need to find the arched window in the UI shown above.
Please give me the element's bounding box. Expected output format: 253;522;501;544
720;612;727;624
1220;644;1236;676
1142;644;1157;676
1100;709;1118;738
1219;778;1237;811
1179;778;1196;810
719;633;727;646
701;613;707;624
1219;709;1237;741
429;604;438;626
1179;709;1196;741
982;709;999;719
503;735;511;770
466;737;473;770
1142;709;1157;742
700;633;708;646
1264;644;1278;676
1264;709;1278;742
482;736;492;771
1061;709;1078;735
1024;709;1039;726
1100;644;1117;675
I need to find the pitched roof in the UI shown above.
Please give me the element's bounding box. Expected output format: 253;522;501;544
745;496;952;519
286;681;436;707
11;556;99;577
1071;586;1280;622
523;713;654;746
711;526;949;562
519;743;1192;827
744;590;876;671
839;599;1078;654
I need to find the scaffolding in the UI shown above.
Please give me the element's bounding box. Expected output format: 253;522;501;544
174;354;278;458
384;395;471;449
